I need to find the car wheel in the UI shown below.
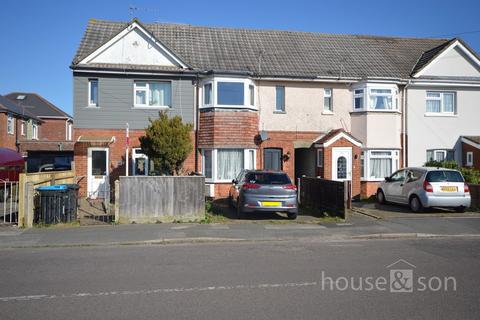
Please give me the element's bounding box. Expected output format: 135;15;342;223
455;206;466;213
377;190;386;204
409;196;423;213
287;212;297;220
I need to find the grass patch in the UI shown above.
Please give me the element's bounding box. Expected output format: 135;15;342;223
34;221;81;228
201;201;229;224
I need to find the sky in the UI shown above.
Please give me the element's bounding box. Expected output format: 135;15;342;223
1;0;479;116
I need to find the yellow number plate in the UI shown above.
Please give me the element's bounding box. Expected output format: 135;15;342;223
441;186;457;192
261;201;281;207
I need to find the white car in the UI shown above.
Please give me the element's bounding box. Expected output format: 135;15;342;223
377;167;471;212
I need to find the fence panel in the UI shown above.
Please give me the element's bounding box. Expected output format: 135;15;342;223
300;177;350;219
119;176;205;223
469;184;480;209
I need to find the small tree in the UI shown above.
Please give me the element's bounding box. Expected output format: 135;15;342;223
139;112;193;175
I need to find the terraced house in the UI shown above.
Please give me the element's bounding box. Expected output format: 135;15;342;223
71;18;480;199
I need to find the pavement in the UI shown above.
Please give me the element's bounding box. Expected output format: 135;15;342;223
0;236;479;319
1;211;480;249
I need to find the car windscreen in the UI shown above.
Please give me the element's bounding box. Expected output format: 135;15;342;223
245;172;291;185
426;170;464;183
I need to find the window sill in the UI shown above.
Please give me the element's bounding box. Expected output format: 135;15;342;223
85;105;100;109
133;106;171;110
424;113;457;117
322;111;334;115
200;105;258;111
351;110;401;114
273;110;286;114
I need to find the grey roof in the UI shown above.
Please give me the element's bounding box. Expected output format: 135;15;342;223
72;18;451;79
5;92;71;119
463;136;480;145
410;39;455;76
0;95;39;121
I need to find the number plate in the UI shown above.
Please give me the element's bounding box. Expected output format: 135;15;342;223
261;201;281;207
440;186;457;192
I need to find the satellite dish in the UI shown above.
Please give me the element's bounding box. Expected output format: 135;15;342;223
259;130;269;141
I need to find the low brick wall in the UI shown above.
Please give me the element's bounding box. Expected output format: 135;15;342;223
299;177;350;218
118;176;205;223
469;184;480;209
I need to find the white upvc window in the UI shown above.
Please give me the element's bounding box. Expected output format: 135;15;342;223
202;148;257;183
21;121;25;136
88;79;99;106
353;84;398;112
425;91;455;115
32;123;38;140
466;152;474;166
67;122;73;141
7;115;14;135
200;77;256;110
361;150;399;181
426;149;454;162
316;149;323;167
275;86;285;112
134;81;172;108
324;88;333;112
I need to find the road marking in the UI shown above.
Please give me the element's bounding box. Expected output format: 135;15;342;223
0;281;319;303
336;223;353;226
170;226;192;230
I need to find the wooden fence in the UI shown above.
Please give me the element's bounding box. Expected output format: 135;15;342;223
117;176;205;223
469;184;480;210
18;170;75;227
299;177;351;219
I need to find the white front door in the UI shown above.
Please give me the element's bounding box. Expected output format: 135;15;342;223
87;147;109;199
332;147;352;181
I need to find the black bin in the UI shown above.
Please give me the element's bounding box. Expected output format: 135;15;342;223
36;184;79;224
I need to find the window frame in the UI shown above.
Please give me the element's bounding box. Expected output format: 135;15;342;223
7;114;14;135
249;84;255;106
275;86;285;113
202;148;257;183
133;81;172;109
466;152;474;166
361;149;399;181
32;122;38;140
21;120;25;136
200;77;256;110
426;149;454;162
203;82;213;106
323;88;333;113
425;91;456;116
88;79;99;107
352;84;399;112
316;149;323;167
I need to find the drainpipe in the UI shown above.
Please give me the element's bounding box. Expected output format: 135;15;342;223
402;80;411;167
194;73;200;173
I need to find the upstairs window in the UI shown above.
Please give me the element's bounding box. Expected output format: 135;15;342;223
426;91;455;114
88;79;98;106
67;122;73;141
134;81;172;107
204;83;212;105
324;88;333;112
32;123;38;140
7;115;14;135
21;121;25;136
249;84;255;106
275;86;285;112
369;88;395;110
354;89;364;109
217;82;244;106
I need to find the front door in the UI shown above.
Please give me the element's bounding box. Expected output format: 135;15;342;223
332;147;352;181
87;147;109;199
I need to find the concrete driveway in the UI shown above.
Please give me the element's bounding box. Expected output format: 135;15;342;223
353;201;480;219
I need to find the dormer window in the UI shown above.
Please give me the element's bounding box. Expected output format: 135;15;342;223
353;84;398;112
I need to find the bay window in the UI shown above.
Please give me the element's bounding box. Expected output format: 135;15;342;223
217;82;244;105
202;148;257;182
426;91;455;114
204;83;212;105
134;81;171;107
353;85;398;111
201;78;256;109
361;150;399;181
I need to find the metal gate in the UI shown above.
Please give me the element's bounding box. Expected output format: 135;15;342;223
0;180;19;224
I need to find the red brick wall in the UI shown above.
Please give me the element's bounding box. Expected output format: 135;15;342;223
462;142;480;170
198;110;258;148
0;113;18;150
74;128;197;197
38;118;71;141
259;131;320;181
361;181;381;199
